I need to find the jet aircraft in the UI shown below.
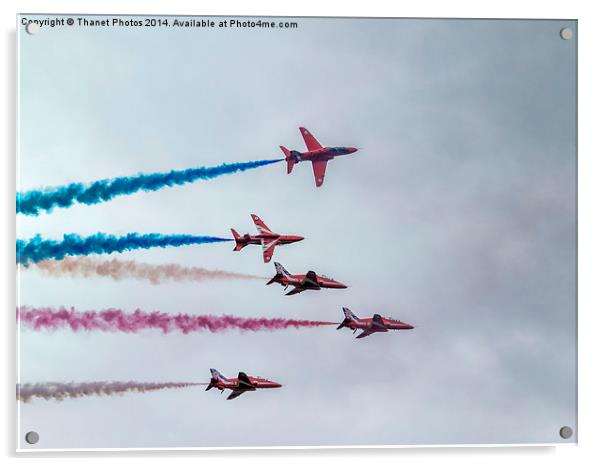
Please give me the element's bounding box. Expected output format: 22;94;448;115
279;127;358;187
231;214;304;263
337;307;414;339
205;368;282;400
266;262;347;296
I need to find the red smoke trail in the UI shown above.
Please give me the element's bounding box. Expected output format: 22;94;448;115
17;307;337;334
17;381;203;402
30;257;265;284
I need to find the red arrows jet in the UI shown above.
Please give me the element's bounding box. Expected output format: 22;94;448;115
266;262;347;296
231;214;304;263
337;307;414;339
279;127;358;187
205;368;282;400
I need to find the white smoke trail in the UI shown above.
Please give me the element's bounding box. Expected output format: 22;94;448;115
30;257;265;284
17;381;203;402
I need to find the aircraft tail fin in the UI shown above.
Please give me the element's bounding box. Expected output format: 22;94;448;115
267;262;290;286
342;307;359;321
338;307;358;330
280;145;290;158
210;368;225;382
231;229;246;251
207;368;225;390
274;262;291;276
280;146;296;174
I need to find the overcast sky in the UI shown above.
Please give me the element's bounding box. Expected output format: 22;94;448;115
17;16;576;449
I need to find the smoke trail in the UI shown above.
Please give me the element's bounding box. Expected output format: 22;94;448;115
17;307;337;334
16;233;230;266
17;381;203;402
17;159;283;216
31;257;265;284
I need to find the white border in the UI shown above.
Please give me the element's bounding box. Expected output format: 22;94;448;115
3;0;601;464
13;441;569;453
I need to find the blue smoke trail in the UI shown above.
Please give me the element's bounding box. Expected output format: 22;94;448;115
17;233;231;266
17;159;283;216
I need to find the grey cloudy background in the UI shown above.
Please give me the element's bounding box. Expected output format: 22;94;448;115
17;16;576;449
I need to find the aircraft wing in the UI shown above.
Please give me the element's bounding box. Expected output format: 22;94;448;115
301;271;320;288
261;238;279;263
356;329;376;339
299;127;323;151
237;372;255;389
311;160;328;187
251;214;272;234
227;390;246;400
372;314;387;330
285;286;305;296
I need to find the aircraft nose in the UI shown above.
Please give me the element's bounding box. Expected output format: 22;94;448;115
349;147;358;153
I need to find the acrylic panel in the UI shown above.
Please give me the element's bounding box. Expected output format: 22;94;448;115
16;15;577;450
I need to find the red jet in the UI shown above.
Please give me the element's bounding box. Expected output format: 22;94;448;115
337;307;414;339
279;127;358;187
231;214;304;263
266;262;347;296
205;368;282;400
